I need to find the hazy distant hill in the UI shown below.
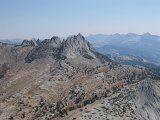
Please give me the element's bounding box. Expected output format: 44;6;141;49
86;33;160;66
0;39;23;45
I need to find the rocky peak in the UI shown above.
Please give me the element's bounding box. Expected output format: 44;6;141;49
21;39;38;47
77;33;85;40
41;36;61;48
25;36;64;63
62;33;95;59
31;38;38;46
36;39;41;46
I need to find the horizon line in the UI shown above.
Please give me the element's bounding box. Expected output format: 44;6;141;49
0;32;160;40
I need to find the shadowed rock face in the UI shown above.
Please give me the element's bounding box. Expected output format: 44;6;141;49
25;37;64;63
41;36;61;48
21;40;36;46
0;63;9;78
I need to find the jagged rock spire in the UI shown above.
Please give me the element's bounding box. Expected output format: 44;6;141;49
62;33;95;58
41;36;61;48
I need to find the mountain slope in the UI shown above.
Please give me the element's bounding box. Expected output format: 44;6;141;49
0;34;159;120
74;79;160;120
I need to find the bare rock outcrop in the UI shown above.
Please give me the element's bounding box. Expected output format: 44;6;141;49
21;40;35;46
62;33;96;59
25;36;66;63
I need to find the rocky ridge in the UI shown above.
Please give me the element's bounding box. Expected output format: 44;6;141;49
25;33;100;63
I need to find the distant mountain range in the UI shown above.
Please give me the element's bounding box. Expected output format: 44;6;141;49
0;39;23;45
86;33;160;66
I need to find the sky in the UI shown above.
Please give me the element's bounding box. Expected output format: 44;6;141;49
0;0;160;39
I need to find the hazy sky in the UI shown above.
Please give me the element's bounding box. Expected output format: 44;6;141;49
0;0;160;39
